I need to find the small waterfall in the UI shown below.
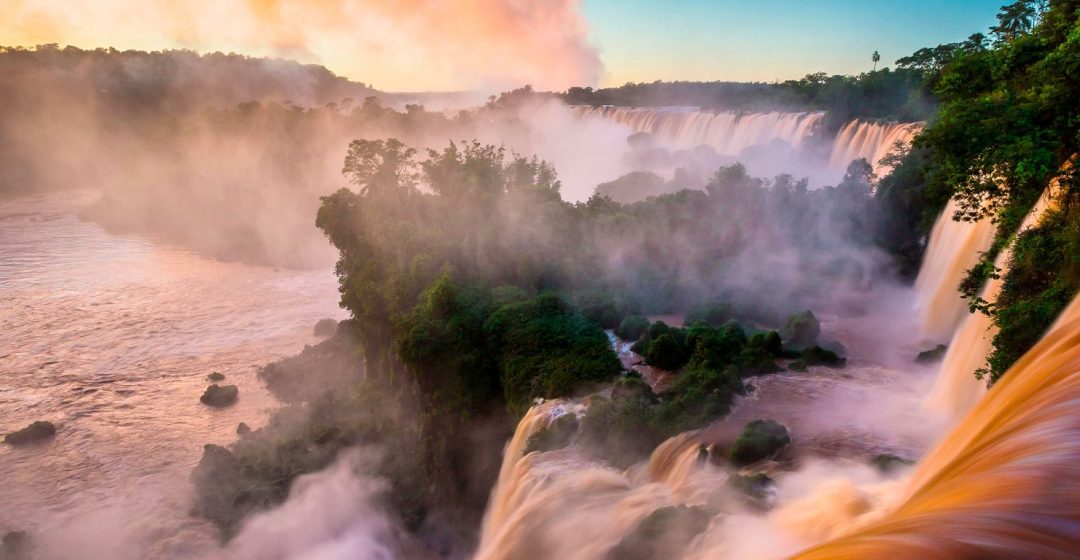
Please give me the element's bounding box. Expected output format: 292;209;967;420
926;181;1063;419
913;198;996;345
791;293;1080;560
475;413;714;560
575;106;825;154
828;120;923;171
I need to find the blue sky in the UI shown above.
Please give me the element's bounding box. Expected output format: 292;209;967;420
583;0;1004;85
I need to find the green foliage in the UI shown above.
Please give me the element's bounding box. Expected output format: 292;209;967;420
728;419;791;466
685;302;733;327
486;293;622;413
616;315;651;341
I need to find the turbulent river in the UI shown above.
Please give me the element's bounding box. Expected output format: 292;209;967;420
0;191;344;559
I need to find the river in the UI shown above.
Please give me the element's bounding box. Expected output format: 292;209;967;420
0;190;344;559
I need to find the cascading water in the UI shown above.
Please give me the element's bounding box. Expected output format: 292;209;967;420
926;180;1064;419
574;107;922;177
913;198;996;345
574;106;824;154
790;293;1080;560
827;120;923;171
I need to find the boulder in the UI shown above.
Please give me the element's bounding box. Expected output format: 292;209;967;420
4;421;56;445
915;344;948;364
236;422;251;436
870;453;914;474
801;346;846;367
200;384;239;407
727;472;775;507
207;372;225;382
728;419;790;466
2;531;30;558
781;310;820;348
313;318;339;337
609;506;711;560
524;413;579;454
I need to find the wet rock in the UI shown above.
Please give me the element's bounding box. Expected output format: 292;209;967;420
787;359;808;372
728;419;790;466
207;372;226;382
313;318;338;337
524;413;579;454
801;346;846;367
609;505;711;560
871;453;914;474
2;531;30;558
200;384;238;407
781;310;820;349
4;421;56;445
727;472;775;508
236;422;251;436
915;344;948;364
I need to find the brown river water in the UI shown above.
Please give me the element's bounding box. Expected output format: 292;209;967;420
0;191;344;559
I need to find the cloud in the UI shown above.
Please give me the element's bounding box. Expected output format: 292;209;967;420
0;0;602;91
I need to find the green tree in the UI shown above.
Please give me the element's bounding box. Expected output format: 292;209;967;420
872;50;881;71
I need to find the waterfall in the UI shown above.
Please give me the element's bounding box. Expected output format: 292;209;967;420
791;293;1080;560
828;120;923;171
475;419;714;560
574;106;921;176
574;106;824;154
926;182;1063;419
913;199;996;345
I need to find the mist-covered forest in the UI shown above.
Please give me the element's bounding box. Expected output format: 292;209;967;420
3;1;1080;559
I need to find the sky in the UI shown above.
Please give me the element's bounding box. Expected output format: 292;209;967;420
584;0;1004;86
1;0;1005;91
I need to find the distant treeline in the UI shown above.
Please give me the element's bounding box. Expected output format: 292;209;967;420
558;68;935;127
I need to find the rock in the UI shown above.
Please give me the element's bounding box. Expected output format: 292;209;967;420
313;318;339;337
200;384;238;407
801;346;846;367
915;344;948;364
2;531;30;558
787;359;808;372
236;422;251;436
727;472;775;507
524;413;579;454
4;421;56;445
871;453;914;473
609;506;712;560
781;310;820;348
207;372;225;382
728;419;791;466
747;330;783;356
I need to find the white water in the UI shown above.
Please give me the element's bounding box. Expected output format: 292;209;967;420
0;191;344;559
575;107;921;182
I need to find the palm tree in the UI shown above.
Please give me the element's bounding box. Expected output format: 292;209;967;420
872;50;881;71
992;1;1038;41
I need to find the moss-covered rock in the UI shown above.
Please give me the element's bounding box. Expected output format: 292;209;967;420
747;330;783;356
207;371;226;382
800;346;845;367
200;384;239;407
787;359;808;372
781;310;821;348
4;421;55;445
728;420;790;466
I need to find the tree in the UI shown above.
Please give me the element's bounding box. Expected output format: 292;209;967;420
991;1;1039;41
872;50;881;71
